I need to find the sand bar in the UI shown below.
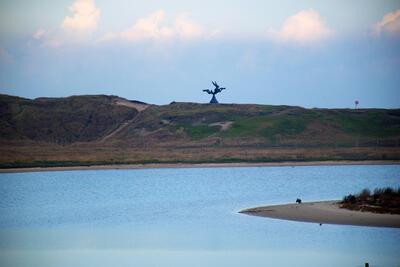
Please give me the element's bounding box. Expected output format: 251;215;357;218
239;201;400;228
0;160;399;174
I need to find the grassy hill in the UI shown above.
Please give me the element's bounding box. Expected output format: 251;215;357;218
1;94;399;168
0;94;139;143
114;102;400;146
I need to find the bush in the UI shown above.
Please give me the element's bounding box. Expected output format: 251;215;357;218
358;188;371;200
384;187;394;195
343;194;356;203
373;188;384;196
341;187;400;214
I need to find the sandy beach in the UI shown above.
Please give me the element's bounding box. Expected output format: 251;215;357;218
0;160;399;174
239;201;400;228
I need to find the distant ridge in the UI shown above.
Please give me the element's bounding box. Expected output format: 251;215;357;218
0;94;399;168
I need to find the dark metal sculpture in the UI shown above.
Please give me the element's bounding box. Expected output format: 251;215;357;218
203;81;226;104
355;100;359;109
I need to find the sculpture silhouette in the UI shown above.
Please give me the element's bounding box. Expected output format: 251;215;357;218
203;81;226;103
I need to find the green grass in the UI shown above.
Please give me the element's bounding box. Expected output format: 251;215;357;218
332;111;400;138
222;113;314;141
183;124;221;140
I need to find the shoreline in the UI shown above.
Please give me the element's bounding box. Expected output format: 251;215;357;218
239;201;400;228
0;160;399;174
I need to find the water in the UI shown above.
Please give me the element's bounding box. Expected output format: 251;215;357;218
0;165;399;267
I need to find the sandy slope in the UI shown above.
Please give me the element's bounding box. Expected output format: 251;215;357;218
240;201;400;228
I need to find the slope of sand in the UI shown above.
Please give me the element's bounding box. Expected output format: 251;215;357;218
114;99;149;111
240;201;400;228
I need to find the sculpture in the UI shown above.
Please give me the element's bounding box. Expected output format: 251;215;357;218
203;81;226;104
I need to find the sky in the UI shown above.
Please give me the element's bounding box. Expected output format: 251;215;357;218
0;0;399;108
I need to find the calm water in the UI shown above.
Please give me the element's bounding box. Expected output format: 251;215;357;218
0;165;399;267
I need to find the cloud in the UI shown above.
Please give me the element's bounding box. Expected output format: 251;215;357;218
120;10;173;42
373;9;400;37
61;0;100;33
174;14;204;40
32;0;101;47
32;5;213;46
31;28;63;47
102;10;210;43
267;9;334;45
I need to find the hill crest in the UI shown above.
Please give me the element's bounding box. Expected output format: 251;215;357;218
1;94;399;167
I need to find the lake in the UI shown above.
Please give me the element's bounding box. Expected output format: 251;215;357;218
0;165;399;267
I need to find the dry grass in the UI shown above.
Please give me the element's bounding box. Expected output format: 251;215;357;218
1;140;399;168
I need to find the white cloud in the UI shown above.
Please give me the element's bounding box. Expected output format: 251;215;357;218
120;10;173;42
61;0;100;33
31;28;63;47
31;28;58;46
267;9;334;45
373;9;400;37
33;5;214;46
103;10;210;43
32;0;101;47
174;14;204;40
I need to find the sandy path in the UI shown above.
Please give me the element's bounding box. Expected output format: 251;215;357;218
114;99;149;112
100;99;149;142
240;201;400;228
100;119;134;142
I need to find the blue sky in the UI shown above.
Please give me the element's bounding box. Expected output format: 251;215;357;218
0;0;399;108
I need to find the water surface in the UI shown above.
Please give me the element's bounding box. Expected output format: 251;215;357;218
0;165;399;267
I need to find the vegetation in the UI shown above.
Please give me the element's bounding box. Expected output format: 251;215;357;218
0;94;137;143
182;124;221;140
331;111;400;138
341;187;400;214
0;94;399;168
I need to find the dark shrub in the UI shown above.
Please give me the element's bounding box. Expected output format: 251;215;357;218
343;194;356;203
373;188;384;196
358;188;371;200
384;187;394;195
342;187;400;214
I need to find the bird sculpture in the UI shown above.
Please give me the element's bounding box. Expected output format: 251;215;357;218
203;81;226;103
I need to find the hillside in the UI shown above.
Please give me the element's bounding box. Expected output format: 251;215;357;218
114;102;400;146
0;94;399;168
0;94;144;143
